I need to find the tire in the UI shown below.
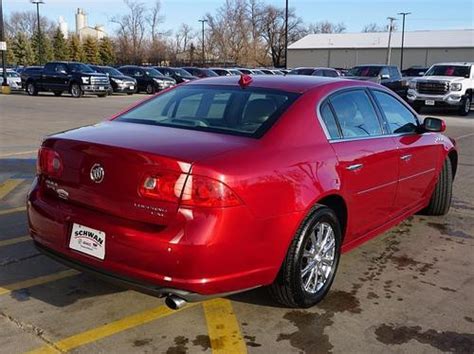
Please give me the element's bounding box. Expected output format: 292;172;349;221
26;82;38;96
146;83;156;95
70;83;82;98
127;92;134;96
269;205;342;308
53;91;62;97
458;95;471;116
424;158;453;216
107;87;114;96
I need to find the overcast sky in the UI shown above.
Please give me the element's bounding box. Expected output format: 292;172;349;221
4;0;473;36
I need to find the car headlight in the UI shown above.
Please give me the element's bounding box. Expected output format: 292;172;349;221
111;78;123;84
408;81;417;89
153;78;164;85
450;83;462;91
81;76;90;84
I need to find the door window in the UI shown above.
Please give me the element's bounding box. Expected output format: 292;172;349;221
389;67;401;79
323;70;338;77
320;102;341;139
372;90;419;134
330;90;383;138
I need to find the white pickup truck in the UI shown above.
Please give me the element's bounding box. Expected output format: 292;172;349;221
407;62;473;116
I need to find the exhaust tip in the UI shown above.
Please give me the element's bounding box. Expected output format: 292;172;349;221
165;295;187;310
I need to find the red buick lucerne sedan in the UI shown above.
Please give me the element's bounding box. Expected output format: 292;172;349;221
28;75;457;309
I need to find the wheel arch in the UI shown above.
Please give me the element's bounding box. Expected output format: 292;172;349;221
315;194;348;241
448;149;458;179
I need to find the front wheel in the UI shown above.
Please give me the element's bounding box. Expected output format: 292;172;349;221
423;158;453;215
26;82;38;96
146;84;156;94
458;96;471;116
70;83;83;98
269;205;341;308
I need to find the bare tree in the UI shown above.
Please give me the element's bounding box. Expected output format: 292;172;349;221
306;20;346;34
148;0;164;43
362;22;398;33
6;11;54;37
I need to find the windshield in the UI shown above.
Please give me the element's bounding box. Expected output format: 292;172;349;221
101;67;123;76
204;69;219;77
173;68;192;77
347;66;381;77
144;68;164;78
425;65;471;78
69;63;94;73
2;71;20;77
116;86;299;137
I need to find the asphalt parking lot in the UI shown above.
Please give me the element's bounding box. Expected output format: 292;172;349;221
1;92;473;353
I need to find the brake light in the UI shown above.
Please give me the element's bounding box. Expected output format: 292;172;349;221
140;172;241;207
37;147;63;177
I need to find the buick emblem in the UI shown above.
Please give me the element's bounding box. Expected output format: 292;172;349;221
90;163;105;183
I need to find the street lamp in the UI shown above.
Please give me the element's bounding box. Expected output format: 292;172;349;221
198;19;208;67
31;0;45;65
284;0;288;69
0;0;9;88
398;12;411;70
386;16;396;65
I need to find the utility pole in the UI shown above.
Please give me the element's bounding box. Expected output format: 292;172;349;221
198;19;208;67
31;0;45;65
386;16;396;65
0;0;8;88
284;0;289;69
398;12;411;70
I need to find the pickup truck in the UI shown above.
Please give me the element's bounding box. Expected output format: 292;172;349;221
23;61;110;98
407;62;473;116
345;64;406;98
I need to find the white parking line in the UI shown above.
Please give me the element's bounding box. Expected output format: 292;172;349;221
0;150;37;158
455;132;474;140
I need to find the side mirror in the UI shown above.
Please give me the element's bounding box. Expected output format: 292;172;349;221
418;72;426;76
423;117;446;132
380;74;390;80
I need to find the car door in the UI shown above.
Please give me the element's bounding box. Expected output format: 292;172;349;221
321;89;399;239
131;68;145;91
56;63;70;91
42;63;59;90
370;89;440;213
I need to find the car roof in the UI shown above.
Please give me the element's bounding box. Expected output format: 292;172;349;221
186;75;370;93
293;67;335;70
431;62;473;66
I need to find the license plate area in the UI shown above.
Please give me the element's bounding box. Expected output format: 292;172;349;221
69;223;106;260
425;100;435;106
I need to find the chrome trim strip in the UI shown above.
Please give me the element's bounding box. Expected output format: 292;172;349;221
356;180;398;195
399;168;436;182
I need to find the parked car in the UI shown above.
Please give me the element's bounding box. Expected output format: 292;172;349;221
407;62;473;116
287;67;340;77
23;61;110;98
228;68;243;75
28;75;457;309
210;68;233;76
154;67;197;83
0;68;23;90
118;65;175;94
260;69;275;75
181;67;218;78
402;66;428;79
90;65;137;95
345;65;406;98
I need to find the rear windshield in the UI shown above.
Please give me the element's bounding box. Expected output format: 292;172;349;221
425;65;471;78
348;66;381;77
116;86;299;137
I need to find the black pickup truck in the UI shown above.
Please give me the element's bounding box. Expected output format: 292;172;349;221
345;65;407;98
23;61;110;98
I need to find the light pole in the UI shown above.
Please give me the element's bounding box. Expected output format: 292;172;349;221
198;19;207;67
31;0;45;65
284;0;288;69
398;12;411;70
0;0;8;88
386;16;396;65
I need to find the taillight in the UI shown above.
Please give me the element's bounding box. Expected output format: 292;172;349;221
139;172;241;207
37;147;63;177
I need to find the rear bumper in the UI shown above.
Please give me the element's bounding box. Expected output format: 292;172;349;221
27;178;297;296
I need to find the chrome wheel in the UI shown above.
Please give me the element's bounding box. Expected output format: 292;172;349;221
465;97;471;113
71;84;81;98
27;83;35;95
301;222;336;294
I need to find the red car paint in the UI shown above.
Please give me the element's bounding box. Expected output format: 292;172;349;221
27;76;457;298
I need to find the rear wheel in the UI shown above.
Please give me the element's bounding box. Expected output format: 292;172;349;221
424;158;453;215
70;83;82;98
146;83;156;94
269;205;341;308
458;96;471;116
26;82;38;96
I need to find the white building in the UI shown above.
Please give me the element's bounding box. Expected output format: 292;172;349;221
75;8;106;41
58;16;68;39
288;29;474;69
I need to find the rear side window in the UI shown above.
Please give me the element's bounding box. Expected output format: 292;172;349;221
323;70;338;78
320;103;341;139
116;86;299;137
372;90;419;134
330;90;382;138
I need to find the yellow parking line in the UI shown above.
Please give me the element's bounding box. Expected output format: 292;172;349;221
27;303;198;354
0;206;27;216
203;298;247;354
0;235;30;248
0;179;24;199
0;269;79;296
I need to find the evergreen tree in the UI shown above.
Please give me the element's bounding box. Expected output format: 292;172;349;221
6;37;17;66
11;32;35;66
83;36;100;64
98;37;116;65
68;35;85;62
52;27;69;61
31;31;53;64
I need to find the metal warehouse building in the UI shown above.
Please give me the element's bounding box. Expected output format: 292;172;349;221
287;29;474;69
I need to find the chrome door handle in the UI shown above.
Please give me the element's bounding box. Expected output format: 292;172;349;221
401;154;412;161
346;163;363;171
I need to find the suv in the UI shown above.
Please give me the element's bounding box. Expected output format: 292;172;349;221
181;67;218;78
118;66;175;94
24;61;110;98
345;65;405;98
407;62;473;116
154;67;197;84
90;65;137;95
